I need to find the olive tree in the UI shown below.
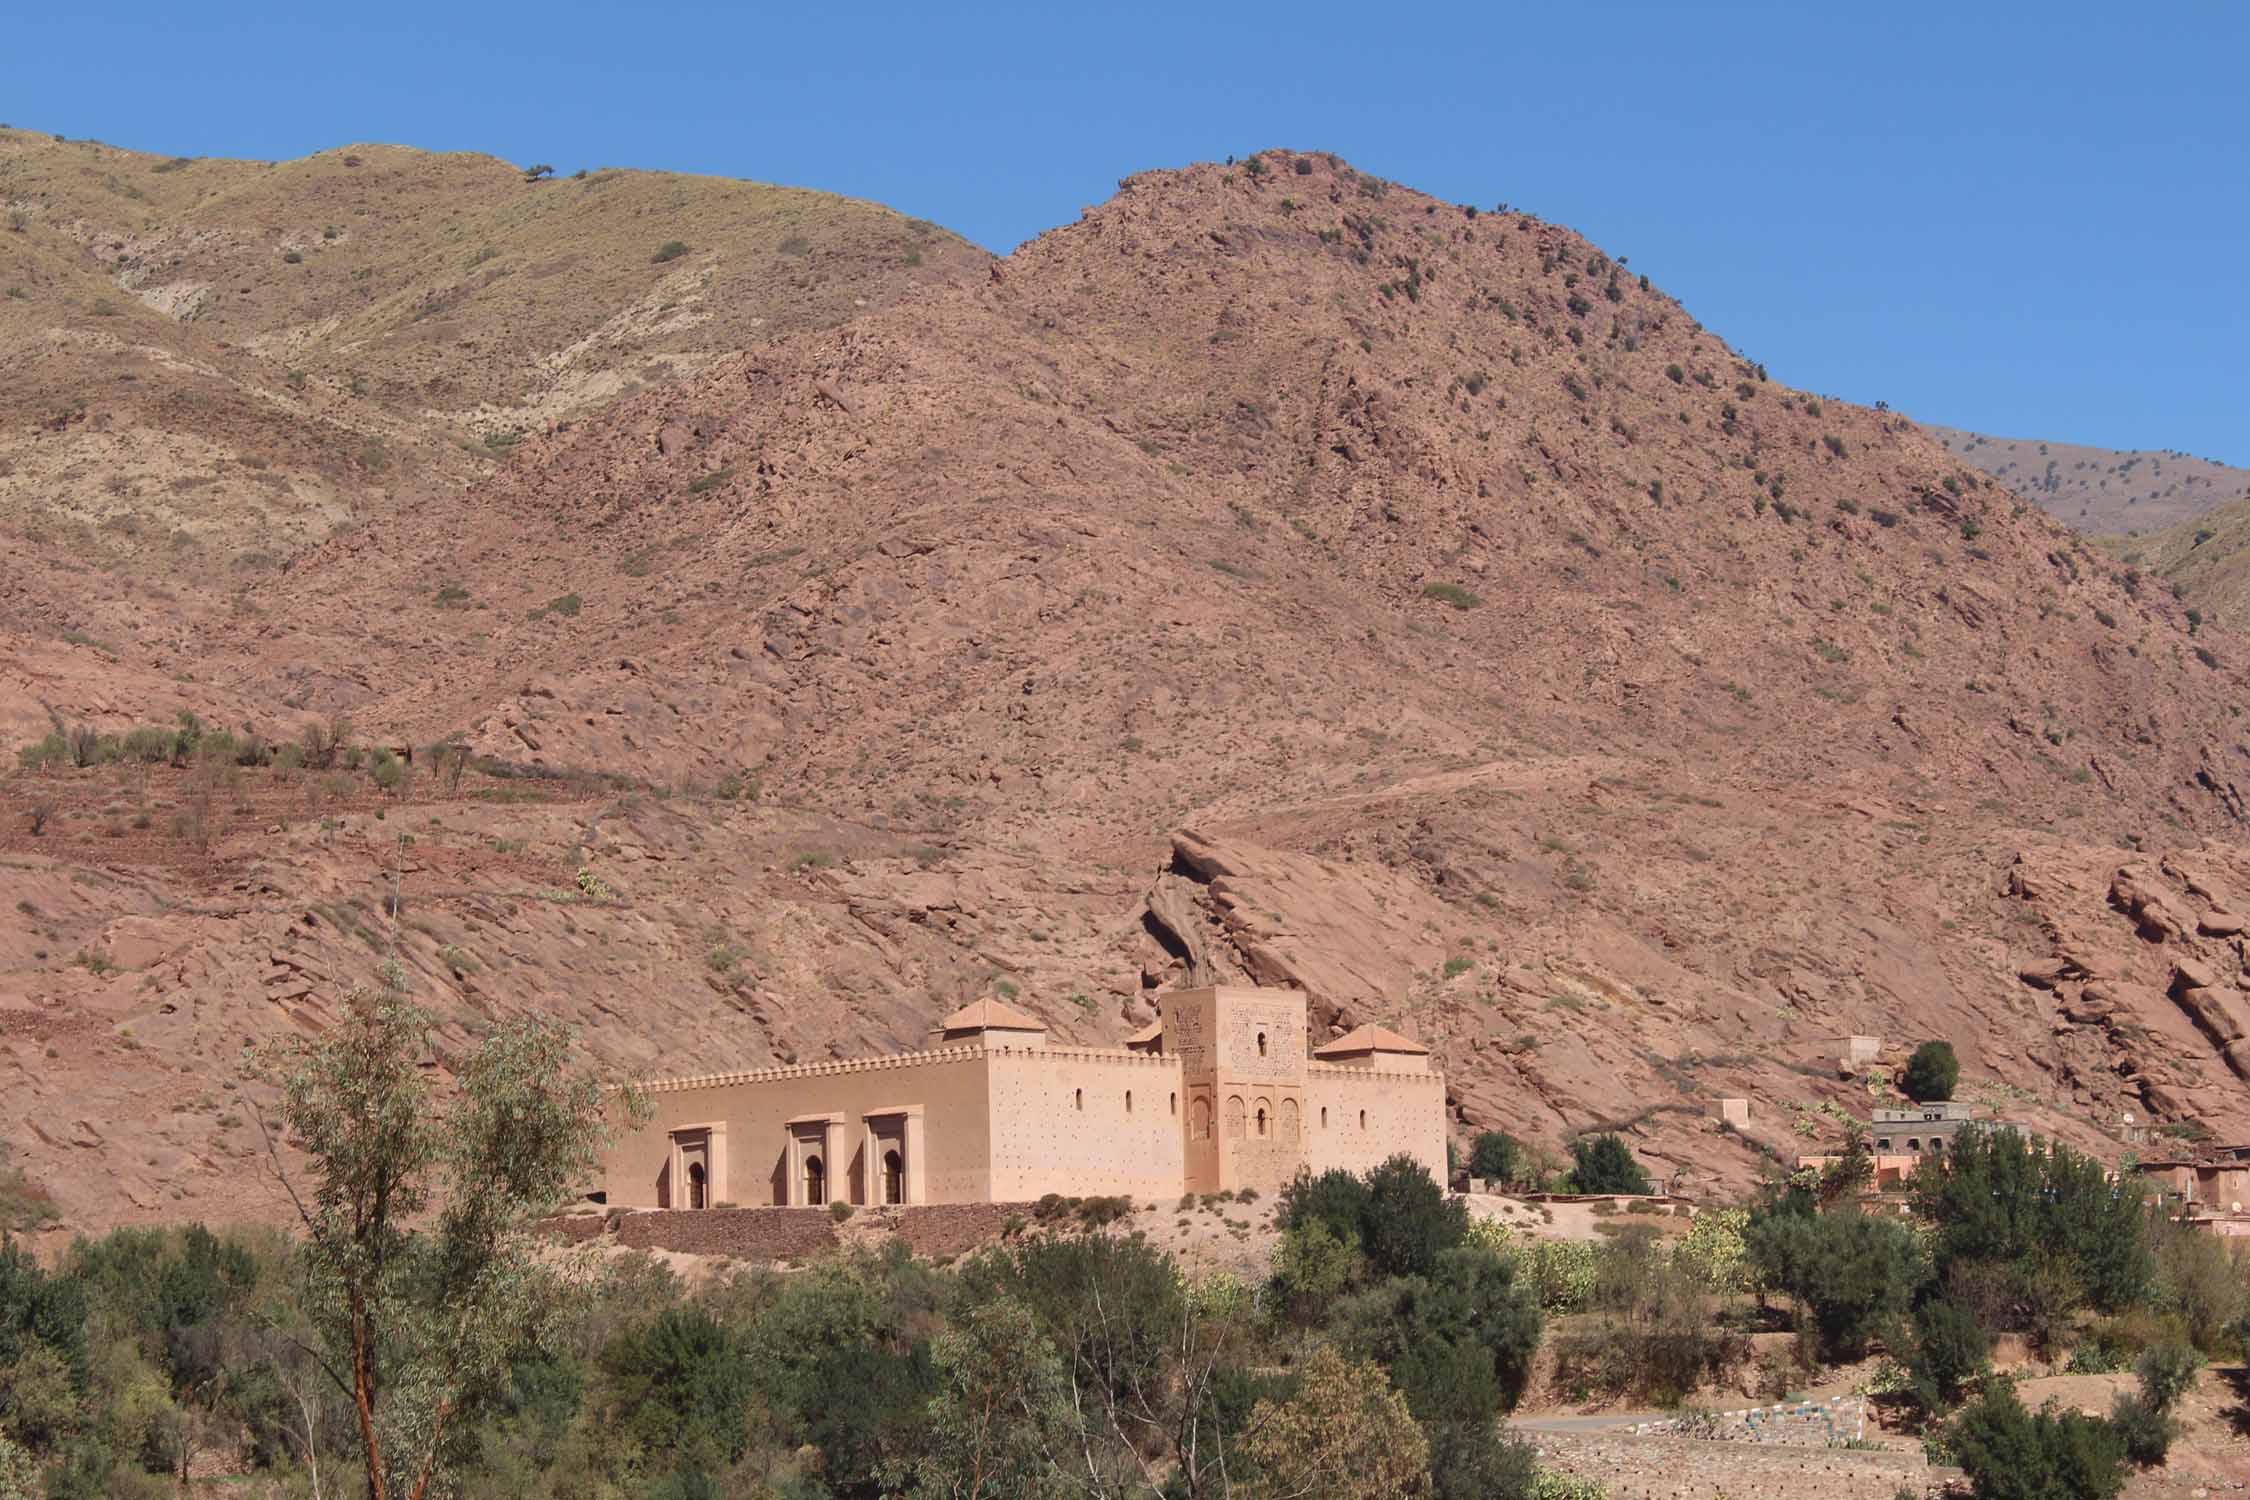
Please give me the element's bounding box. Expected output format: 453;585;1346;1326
251;969;638;1500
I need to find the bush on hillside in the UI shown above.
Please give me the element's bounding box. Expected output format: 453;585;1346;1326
1567;1134;1651;1196
1270;1220;1365;1324
1279;1156;1466;1282
1908;1295;1991;1411
1551;1224;1747;1404
652;240;690;263
1948;1383;2126;1500
1912;1126;2153;1320
2108;1391;2173;1469
1902;1040;1959;1102
1468;1131;1525;1186
1744;1200;1921;1361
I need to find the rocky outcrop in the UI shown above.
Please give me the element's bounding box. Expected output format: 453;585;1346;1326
2169;959;2250;1083
2112;864;2192;942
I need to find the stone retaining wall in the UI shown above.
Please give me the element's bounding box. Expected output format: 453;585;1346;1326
540;1214;609;1244
879;1203;1025;1260
1630;1395;1867;1445
614;1207;840;1260
538;1202;1034;1264
1520;1430;1943;1500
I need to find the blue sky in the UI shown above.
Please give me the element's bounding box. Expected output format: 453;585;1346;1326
7;2;2244;463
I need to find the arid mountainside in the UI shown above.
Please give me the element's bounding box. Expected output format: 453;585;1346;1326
6;149;2250;1231
2094;493;2250;641
1932;424;2250;535
0;125;986;570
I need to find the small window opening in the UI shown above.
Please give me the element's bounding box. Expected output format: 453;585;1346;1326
1359;1109;1367;1130
1255;1107;1268;1137
1125;1090;1133;1113
1075;1088;1084;1111
1257;1030;1268;1057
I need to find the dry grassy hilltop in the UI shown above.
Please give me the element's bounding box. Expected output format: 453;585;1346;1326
1932;424;2250;536
0;125;987;570
5;144;2250;1232
2093;492;2250;644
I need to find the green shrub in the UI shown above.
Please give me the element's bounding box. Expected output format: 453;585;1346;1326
1567;1134;1650;1195
15;732;68;770
1912;1126;2153;1319
1909;1296;1991;1411
1948;1383;2125;1500
1902;1040;1958;1102
1279;1156;1465;1281
1270;1220;1364;1322
2136;1342;2200;1413
1333;1242;1544;1419
651;240;690;263
1422;581;1483;610
1468;1131;1524;1185
118;726;171;763
1744;1201;1921;1361
2108;1391;2172;1468
530;593;583;621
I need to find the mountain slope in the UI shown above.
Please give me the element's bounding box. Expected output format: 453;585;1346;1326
1931;424;2250;535
2095;493;2250;636
5;149;2248;1229
0;125;988;570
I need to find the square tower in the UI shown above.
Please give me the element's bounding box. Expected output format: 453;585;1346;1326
1163;986;1308;1195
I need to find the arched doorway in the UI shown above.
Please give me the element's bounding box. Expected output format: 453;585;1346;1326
804;1155;826;1206
883;1149;904;1206
687;1162;707;1210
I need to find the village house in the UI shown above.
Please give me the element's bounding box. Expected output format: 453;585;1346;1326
599;985;1447;1209
2134;1144;2250;1236
1797;1100;1987;1188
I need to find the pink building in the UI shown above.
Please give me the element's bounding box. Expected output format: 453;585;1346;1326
600;985;1446;1210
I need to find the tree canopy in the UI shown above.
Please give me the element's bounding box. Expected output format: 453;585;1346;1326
1902;1040;1960;1103
1567;1134;1651;1196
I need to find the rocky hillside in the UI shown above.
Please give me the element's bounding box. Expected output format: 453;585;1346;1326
0;125;987;570
1931;424;2250;535
5;148;2249;1230
2092;493;2250;642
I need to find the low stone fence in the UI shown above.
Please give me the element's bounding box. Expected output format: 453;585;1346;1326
1628;1395;1866;1446
1507;1192;1697;1210
540;1214;610;1244
537;1202;1037;1264
879;1203;1025;1260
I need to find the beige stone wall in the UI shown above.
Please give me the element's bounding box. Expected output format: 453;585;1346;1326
1303;1064;1447;1183
602;984;1449;1209
985;1047;1187;1200
605;1050;994;1207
